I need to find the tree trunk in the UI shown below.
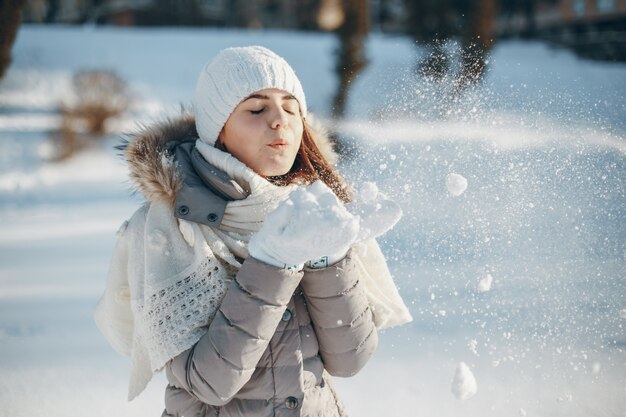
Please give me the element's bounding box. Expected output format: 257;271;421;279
459;0;498;88
332;0;369;118
0;0;25;80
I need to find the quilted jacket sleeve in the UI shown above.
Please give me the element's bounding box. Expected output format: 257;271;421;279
300;250;378;377
166;257;303;406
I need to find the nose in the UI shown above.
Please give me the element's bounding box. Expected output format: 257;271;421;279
268;105;289;130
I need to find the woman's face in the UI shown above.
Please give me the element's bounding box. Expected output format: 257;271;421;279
219;88;304;177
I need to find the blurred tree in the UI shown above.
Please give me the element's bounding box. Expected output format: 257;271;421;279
0;0;25;79
520;0;536;38
56;70;129;159
227;0;260;28
499;0;541;38
404;0;497;89
141;0;207;26
331;0;369;118
295;0;319;30
459;0;498;88
405;0;457;41
44;0;58;22
405;0;459;80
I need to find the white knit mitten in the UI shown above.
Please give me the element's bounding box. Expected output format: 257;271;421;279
304;182;402;269
350;182;403;242
248;181;360;269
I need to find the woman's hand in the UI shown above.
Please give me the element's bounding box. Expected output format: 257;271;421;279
349;181;403;243
248;181;360;268
304;181;403;269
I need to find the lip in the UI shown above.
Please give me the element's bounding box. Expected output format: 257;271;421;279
268;139;289;149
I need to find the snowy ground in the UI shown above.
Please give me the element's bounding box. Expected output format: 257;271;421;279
1;25;625;416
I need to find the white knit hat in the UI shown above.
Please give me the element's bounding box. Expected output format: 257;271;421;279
194;45;307;146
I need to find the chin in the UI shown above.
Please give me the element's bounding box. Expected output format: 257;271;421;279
256;158;296;177
260;167;291;177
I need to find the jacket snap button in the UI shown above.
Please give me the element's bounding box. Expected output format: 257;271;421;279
177;205;189;216
207;213;218;222
282;309;292;322
285;396;298;409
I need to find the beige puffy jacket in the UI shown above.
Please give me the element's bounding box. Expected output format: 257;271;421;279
163;253;377;417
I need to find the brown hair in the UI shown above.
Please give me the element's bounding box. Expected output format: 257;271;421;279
216;118;352;203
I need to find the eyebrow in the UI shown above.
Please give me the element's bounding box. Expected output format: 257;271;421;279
243;93;297;101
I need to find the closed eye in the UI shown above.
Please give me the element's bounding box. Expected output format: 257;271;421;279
250;108;264;115
283;103;299;115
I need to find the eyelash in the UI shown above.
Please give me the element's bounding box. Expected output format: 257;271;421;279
249;108;296;115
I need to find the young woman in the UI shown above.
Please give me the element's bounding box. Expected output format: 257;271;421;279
95;46;412;417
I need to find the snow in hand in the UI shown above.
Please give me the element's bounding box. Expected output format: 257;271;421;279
252;180;360;266
451;362;478;400
445;173;468;197
251;180;402;266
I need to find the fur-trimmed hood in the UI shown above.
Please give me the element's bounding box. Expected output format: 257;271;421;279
120;113;338;206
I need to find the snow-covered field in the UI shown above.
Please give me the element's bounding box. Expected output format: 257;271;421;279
1;25;625;416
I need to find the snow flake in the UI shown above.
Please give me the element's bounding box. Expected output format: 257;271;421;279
477;273;493;292
557;393;573;402
468;339;479;356
451;362;477;400
591;362;601;375
446;173;468;197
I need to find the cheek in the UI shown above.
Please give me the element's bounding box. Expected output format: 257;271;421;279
296;130;304;150
292;120;304;143
222;119;255;151
295;135;303;152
